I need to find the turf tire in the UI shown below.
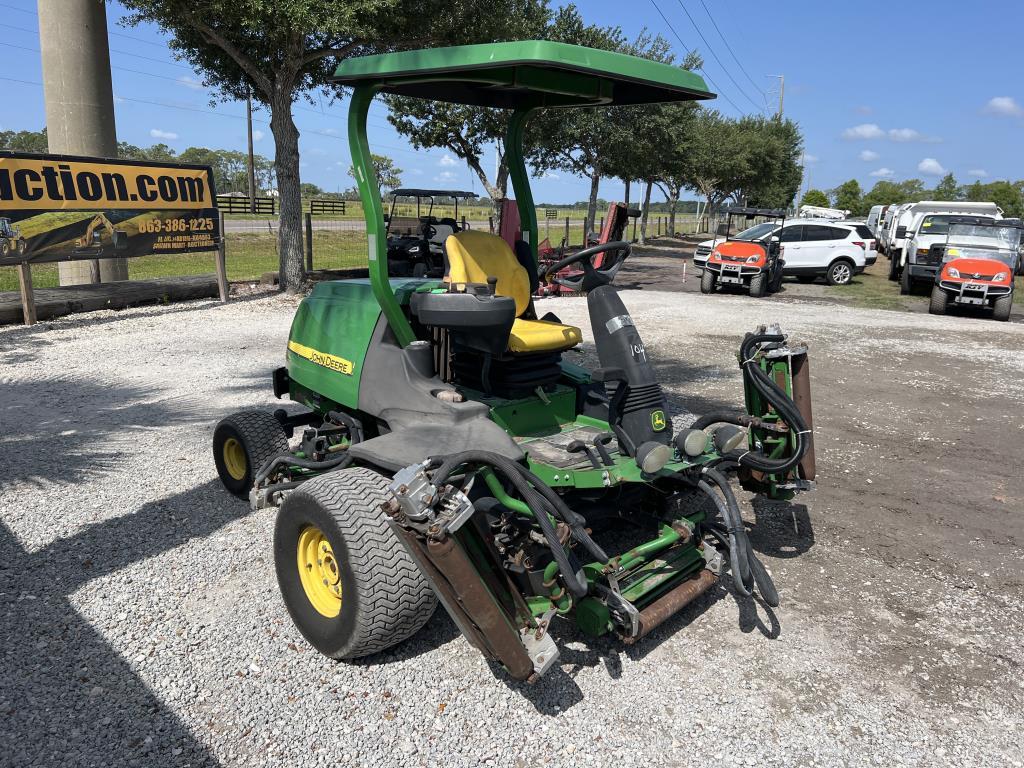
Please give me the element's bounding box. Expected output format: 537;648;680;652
213;410;289;497
928;285;948;315
700;269;716;294
749;272;767;297
993;293;1013;322
275;467;437;659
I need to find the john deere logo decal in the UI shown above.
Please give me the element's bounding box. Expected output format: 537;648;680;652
288;340;354;376
651;410;667;431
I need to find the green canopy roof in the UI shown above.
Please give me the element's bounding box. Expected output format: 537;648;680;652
333;41;714;108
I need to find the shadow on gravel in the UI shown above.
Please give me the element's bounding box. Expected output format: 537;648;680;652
748;497;816;559
0;378;214;490
0;480;247;766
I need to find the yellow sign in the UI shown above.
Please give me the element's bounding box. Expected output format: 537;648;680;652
288;340;355;376
0;154;214;211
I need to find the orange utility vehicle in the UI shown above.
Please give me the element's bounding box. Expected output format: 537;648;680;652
701;207;786;298
929;217;1022;321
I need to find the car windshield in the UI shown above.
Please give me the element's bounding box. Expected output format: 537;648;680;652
731;222;777;241
920;215;993;236
943;223;1021;267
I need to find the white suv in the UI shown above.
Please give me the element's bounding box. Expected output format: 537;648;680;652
695;219;868;285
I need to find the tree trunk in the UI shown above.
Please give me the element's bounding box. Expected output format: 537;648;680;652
270;92;305;293
638;180;653;245
623;178;630;207
466;152;507;204
586;171;601;239
668;187;679;236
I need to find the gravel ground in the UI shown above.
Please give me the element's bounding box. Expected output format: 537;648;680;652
2;287;1023;768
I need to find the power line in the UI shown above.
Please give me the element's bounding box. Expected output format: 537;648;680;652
696;0;767;99
0;22;191;68
646;0;745;115
670;0;764;113
0;3;173;49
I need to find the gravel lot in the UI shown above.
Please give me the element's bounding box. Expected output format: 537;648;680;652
2;284;1022;767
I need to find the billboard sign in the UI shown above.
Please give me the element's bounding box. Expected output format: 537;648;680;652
0;151;220;266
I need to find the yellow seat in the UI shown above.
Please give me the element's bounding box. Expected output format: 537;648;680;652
446;230;582;354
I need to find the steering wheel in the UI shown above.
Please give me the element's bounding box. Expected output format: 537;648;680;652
541;240;631;292
421;224;437;240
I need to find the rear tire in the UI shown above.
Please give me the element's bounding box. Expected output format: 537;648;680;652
274;467;436;659
749;272;767;297
928;285;948;315
700;269;716;294
899;266;912;295
993;293;1013;322
888;255;900;281
826;260;854;286
213;410;290;497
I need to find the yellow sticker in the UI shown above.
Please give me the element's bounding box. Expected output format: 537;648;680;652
287;340;354;376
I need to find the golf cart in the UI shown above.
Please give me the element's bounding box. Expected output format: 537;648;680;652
701;207;787;297
385;188;477;277
928;217;1022;321
213;42;816;682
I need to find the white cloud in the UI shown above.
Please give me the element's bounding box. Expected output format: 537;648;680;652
435;170;457;182
869;168;895;178
855;105;873;115
917;158;946;176
540;171;560;180
859;149;879;162
888;128;921;142
842;123;884;140
967;169;989;178
321;128;341;136
177;75;204;91
799;153;818;165
984;96;1023;116
252;130;265;142
439;154;457;167
149;128;178;140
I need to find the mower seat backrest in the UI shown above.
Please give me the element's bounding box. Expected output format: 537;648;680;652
445;230;582;354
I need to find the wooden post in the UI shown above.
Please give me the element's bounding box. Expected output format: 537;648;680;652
305;212;313;272
564;216;570;246
17;261;36;326
215;210;229;303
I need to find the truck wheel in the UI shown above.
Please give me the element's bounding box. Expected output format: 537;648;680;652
213;410;290;497
928;285;948;315
899;267;912;295
992;293;1013;322
826;260;853;286
749;272;767;297
888;257;899;281
700;269;716;294
0;241;8;257
274;468;437;659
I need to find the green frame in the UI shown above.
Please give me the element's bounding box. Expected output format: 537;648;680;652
335;41;713;348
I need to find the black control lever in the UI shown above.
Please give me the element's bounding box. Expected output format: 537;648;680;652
567;439;602;470
592;432;616;466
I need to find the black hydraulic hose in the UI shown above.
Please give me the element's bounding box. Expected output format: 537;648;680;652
689;411;751;431
697;479;751;596
254;451;353;487
517;466;611;563
704;467;779;607
431;451;588;598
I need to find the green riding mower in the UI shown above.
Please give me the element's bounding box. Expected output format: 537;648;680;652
213;42;816;682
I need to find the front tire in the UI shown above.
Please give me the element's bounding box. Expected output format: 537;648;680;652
826;260;854;286
700;269;716;294
888;255;900;281
928;285;948;314
213;410;289;497
899;266;912;295
993;293;1013;322
274;468;437;659
749;272;767;297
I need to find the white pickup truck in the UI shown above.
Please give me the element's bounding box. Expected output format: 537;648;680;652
889;201;1002;291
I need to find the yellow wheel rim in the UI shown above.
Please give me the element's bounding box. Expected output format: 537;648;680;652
222;437;247;481
297;526;343;618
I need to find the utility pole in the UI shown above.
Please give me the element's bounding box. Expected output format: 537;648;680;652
39;0;126;285
767;74;785;117
246;86;257;213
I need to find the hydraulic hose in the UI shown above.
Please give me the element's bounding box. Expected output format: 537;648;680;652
430;451;589;598
701;467;779;607
253;452;353;487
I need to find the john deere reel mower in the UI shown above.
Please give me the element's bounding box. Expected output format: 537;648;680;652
213;42;816;681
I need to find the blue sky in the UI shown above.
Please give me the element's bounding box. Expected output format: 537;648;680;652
1;0;1022;203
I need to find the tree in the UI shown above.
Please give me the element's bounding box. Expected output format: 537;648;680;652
801;189;829;207
733;116;803;210
832;179;863;215
680;109;750;219
0;128;49;153
300;182;324;197
931;172;959;201
349;153;402;194
121;0;547;293
963;180;1024;217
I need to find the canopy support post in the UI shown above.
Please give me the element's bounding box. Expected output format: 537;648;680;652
506;108;539;264
349;84;416;347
